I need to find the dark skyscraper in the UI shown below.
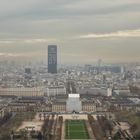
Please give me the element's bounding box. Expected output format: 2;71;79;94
25;68;31;74
48;45;57;74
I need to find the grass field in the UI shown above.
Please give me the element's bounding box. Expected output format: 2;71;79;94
65;120;89;139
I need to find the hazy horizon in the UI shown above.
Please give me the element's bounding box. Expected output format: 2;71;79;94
0;0;140;64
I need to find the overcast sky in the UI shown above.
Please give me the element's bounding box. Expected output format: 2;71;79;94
0;0;140;64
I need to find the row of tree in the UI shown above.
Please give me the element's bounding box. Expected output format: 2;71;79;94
55;116;63;140
41;114;55;140
88;115;107;140
97;116;113;137
0;112;12;126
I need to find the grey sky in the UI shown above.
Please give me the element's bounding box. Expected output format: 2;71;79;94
0;0;140;64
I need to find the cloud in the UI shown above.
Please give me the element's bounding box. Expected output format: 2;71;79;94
0;51;43;59
0;0;140;63
77;29;140;39
0;40;15;44
23;38;57;43
0;38;57;44
0;53;24;57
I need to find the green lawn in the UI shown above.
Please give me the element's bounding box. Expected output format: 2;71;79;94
65;120;89;139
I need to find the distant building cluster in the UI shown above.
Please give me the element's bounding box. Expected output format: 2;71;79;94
0;45;140;121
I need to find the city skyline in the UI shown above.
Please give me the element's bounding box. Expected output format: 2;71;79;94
0;0;140;64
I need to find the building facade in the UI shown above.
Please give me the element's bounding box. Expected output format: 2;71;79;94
0;87;44;97
46;86;66;96
66;94;82;112
52;102;66;112
82;101;96;112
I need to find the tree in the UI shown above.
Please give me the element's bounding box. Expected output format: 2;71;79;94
130;124;138;133
113;131;121;140
37;132;43;140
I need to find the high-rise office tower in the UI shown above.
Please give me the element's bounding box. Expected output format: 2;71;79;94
48;45;57;74
25;68;31;74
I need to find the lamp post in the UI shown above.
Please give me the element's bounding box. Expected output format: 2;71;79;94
10;130;14;140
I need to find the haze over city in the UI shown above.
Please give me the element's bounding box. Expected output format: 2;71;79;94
0;0;140;64
1;1;140;140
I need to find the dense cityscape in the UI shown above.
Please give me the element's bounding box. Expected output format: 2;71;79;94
0;45;140;140
1;0;140;140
